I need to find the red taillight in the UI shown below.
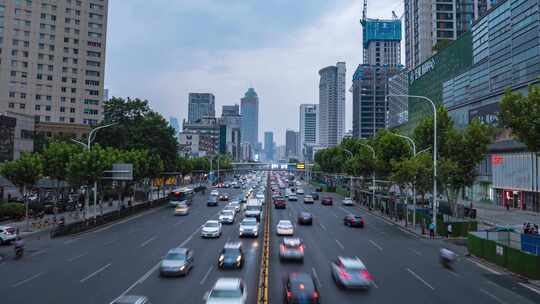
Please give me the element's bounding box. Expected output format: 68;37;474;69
287;291;292;298
280;244;286;252
299;245;304;253
361;270;373;281
312;291;319;299
339;269;352;280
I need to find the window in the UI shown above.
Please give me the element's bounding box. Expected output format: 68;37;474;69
20;93;26;99
70;108;75;113
19;103;26;109
8;102;15;108
45;116;51;122
60;106;65;112
36;94;41;100
46;95;52;101
69;118;75;123
35;105;41;111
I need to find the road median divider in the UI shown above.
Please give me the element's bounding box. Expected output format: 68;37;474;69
257;175;271;304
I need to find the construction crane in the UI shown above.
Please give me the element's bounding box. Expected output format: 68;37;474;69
361;0;367;25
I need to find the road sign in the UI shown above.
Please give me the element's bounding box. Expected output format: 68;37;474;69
111;163;133;181
296;163;305;170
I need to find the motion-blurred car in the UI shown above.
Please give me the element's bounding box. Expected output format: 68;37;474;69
274;197;287;209
288;194;298;201
279;238;304;262
315;187;323;192
303;195;314;204
321;197;333;206
205;278;247;304
296;188;304;195
331;257;374;289
201;220;222;238
239;218;259;237
174;203;189;216
342;197;354;206
219;210;235;224
311;193;319;200
210;190;219;196
218;242;244;269
112;296;152;304
284;272;320;304
276;220;294;236
207;196;219;207
297;212;313;225
344;214;365;228
218;193;229;201
159;247;193;276
0;225;17;245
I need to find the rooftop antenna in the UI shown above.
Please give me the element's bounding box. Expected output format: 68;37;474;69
392;10;398;19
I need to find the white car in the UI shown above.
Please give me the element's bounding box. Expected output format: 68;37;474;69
219;210;235;224
174;203;189;215
342;197;354;206
239;218;259;237
228;201;241;213
210;190;219;196
276;220;294;236
201;220;222;238
0;226;17;245
205;278;247;304
296;188;304;195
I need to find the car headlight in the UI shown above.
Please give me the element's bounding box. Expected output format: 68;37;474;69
179;265;185;271
240;227;245;232
236;256;242;262
219;255;224;262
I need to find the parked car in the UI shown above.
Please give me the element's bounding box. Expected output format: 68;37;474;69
311;193;319;200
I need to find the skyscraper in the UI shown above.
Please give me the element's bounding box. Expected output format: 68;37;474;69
318;62;346;147
240;88;259;148
299;104;318;161
220;105;242;161
222;104;240;117
0;0;109;140
169;117;180;134
361;18;401;66
188;93;215;123
285;129;299;159
264;131;274;161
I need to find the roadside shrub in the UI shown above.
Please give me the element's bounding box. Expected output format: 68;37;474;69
0;202;25;220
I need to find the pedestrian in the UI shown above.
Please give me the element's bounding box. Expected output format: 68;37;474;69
506;203;510;211
447;223;452;238
429;222;435;239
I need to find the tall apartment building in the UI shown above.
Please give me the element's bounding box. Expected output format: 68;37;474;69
318;62;346;147
240;87;259;148
264;131;274;162
404;0;497;69
220;104;242;160
188;93;215;123
299;104;317;161
0;0;109;140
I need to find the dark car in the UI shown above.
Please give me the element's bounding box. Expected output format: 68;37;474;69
297;212;313;225
321;197;333;206
311;193;319;200
344;214;364;228
284;272;320;304
280;238;304;262
218;242;244;269
274;197;287;209
218;193;229;201
207;196;218;206
331;257;374;289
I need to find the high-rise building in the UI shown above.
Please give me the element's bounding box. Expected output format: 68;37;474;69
240;88;259;148
222;104;239;117
404;0;497;69
318;62;346;147
299;104;318;160
220;106;242;160
0;0;109;140
387;70;409;129
188;93;215;123
169;117;180;134
182;117;220;155
264;131;274;161
285;129;299;159
361;18;401;66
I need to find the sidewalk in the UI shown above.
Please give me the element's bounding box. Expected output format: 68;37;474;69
474;202;539;229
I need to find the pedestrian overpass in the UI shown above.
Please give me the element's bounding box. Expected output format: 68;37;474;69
231;162;305;172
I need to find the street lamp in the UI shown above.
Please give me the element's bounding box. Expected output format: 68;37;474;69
358;141;376;209
71;122;118;220
337;147;354;199
387;94;438;232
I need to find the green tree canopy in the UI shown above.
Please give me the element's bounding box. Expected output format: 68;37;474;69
1;153;43;190
41;141;82;182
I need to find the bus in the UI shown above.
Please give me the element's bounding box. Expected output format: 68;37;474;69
168;187;194;207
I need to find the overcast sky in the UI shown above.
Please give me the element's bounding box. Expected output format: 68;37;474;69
105;0;403;145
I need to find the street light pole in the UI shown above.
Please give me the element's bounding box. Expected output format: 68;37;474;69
387;94;438;232
358;142;376;209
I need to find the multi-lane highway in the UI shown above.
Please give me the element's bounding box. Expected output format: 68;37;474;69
1;173;539;304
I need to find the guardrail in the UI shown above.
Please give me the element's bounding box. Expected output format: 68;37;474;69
257;174;271;304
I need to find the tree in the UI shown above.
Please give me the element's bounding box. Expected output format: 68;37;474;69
499;84;540;152
41;141;82;201
413;106;455;158
95;97;179;171
373;130;411;178
1;153;43;230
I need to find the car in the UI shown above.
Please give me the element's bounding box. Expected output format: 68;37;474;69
342;197;354;206
315;187;323;192
331;257;374;289
201;220;222;238
174;203;189;215
224;183;231;188
226;202;240;213
279;238;304;262
239;218;259;237
284;272;320;304
159;247;193;276
276;220;294;236
112;295;152;304
205;278;247;304
244;200;262;220
0;225;17;244
256;193;265;200
288;194;298;201
311;193;319;200
344;214;365;228
297;212;313;225
296;188;304;195
219;210;235;224
303;195;314;204
274;197;287;209
210;190;219;196
207;196;219;206
218;193;229;201
218;242;244;269
233;183;241;189
321;197;333;205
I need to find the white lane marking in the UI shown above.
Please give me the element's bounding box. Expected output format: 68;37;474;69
406;268;435;290
139;236;157;248
409;248;422;256
335;239;345;250
466;258;501;275
64;238;81;244
12;272;44;288
369;239;383;251
312;267;322;287
67;252;88;262
173;220;184;227
200;266;213;285
518;282;540;296
319;223;327;231
80;263;112;283
30;250;46;257
103;239;117;246
480;288;506;304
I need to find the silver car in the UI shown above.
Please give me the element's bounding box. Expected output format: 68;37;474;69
201;220;222;238
159;247;193;276
239;218;259;237
219;210;235;224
